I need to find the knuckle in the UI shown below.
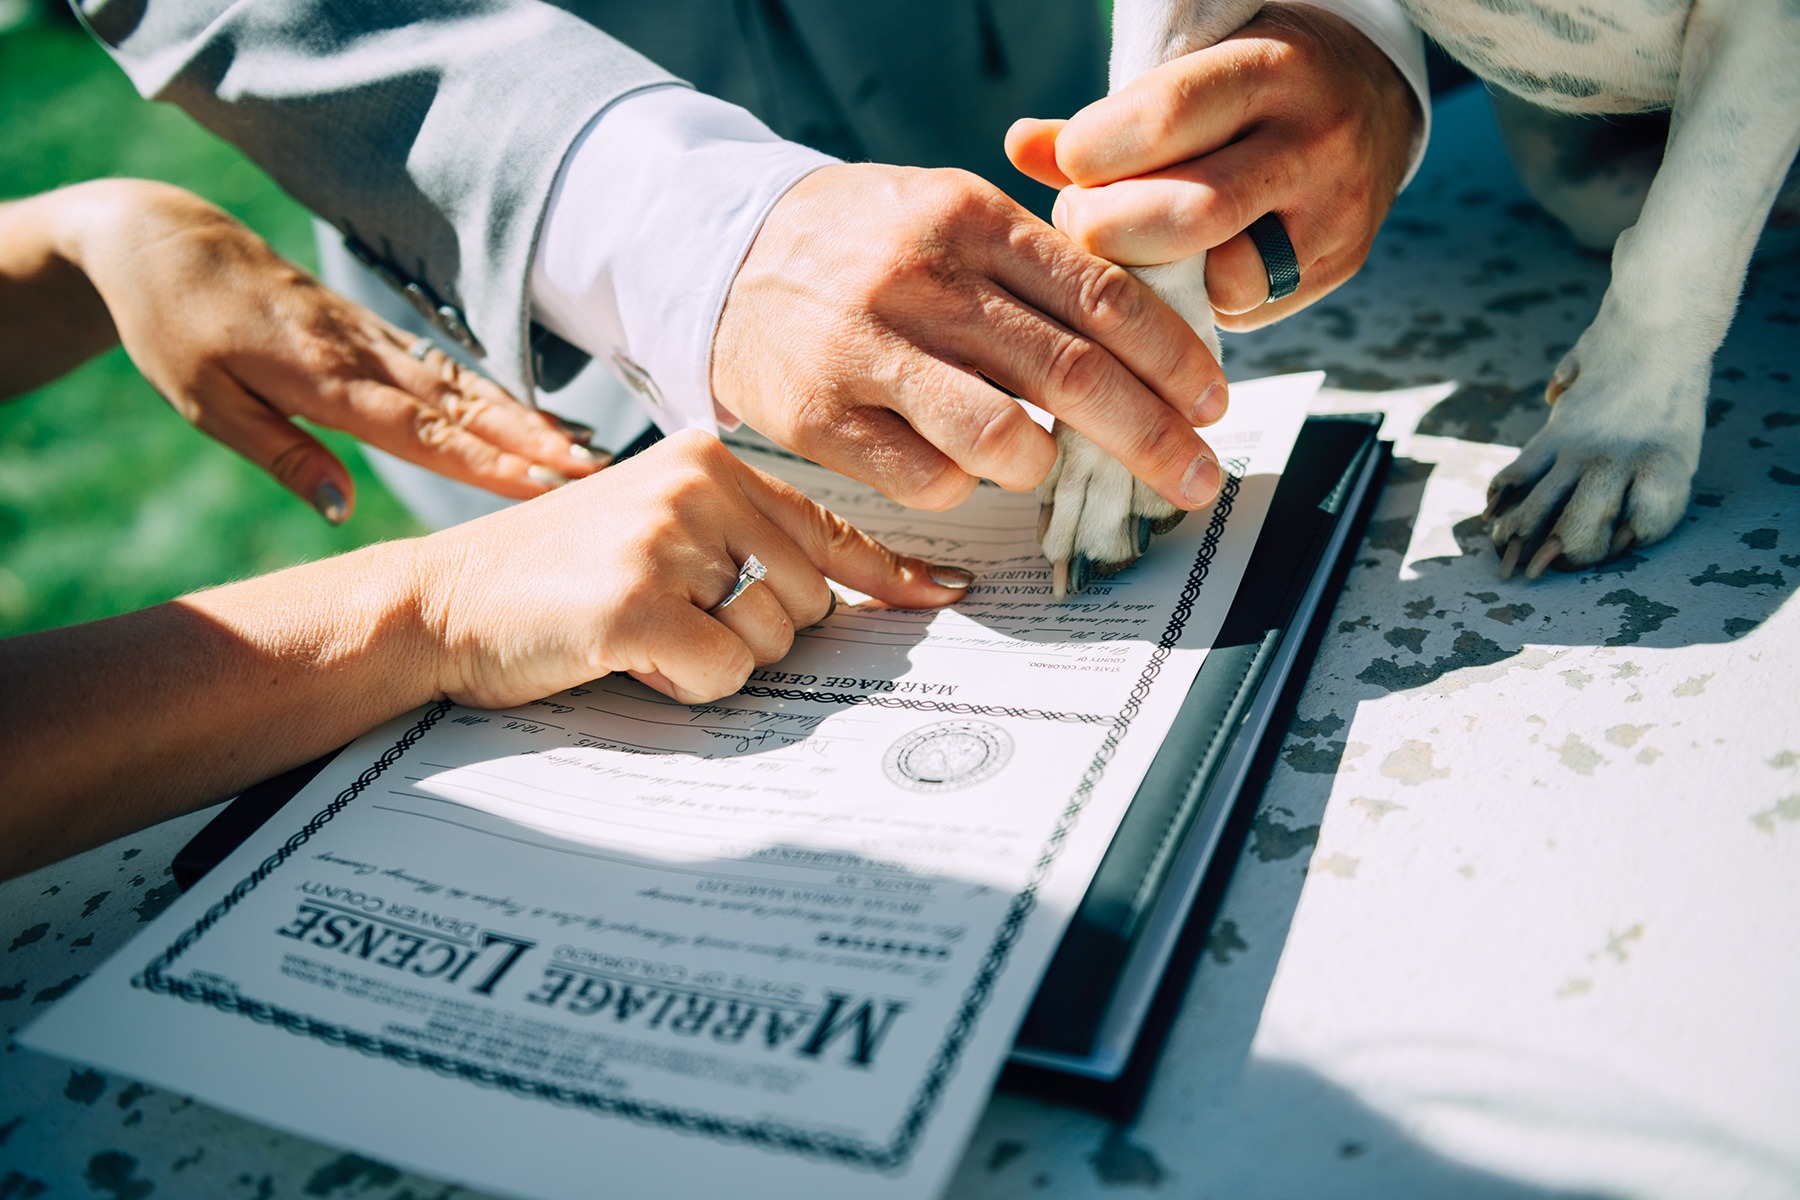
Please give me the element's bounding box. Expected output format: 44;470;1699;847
1213;186;1252;242
410;407;457;449
967;404;1042;479
614;573;668;621
440;388;492;429
1076;263;1141;339
661;465;723;521
926;169;997;222
1045;333;1108;404
1138;423;1199;485
802;582;835;626
664;426;720;459
893;457;974;511
266;441;315;488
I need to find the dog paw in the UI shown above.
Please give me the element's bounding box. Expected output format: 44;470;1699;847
1038;424;1183;598
1486;344;1704;579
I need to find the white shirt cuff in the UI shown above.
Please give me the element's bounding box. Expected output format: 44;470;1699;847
1289;0;1432;191
530;85;837;435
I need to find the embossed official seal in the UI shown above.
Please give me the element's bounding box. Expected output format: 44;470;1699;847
882;720;1013;793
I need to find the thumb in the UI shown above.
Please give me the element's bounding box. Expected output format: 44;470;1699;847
187;374;356;524
737;465;975;609
1004;118;1073;189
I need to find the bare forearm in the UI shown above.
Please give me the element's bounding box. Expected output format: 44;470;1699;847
0;538;439;878
0;185;122;400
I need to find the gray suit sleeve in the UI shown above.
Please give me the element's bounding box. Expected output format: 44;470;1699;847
79;0;680;397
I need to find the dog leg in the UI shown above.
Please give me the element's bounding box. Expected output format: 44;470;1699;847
1488;91;1665;254
1488;0;1800;578
1040;0;1260;598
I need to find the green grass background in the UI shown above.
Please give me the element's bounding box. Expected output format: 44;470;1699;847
0;8;422;637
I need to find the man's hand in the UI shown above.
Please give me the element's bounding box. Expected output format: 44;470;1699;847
1005;3;1419;330
711;163;1230;512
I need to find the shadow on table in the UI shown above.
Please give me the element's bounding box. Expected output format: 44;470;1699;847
964;1058;1599;1199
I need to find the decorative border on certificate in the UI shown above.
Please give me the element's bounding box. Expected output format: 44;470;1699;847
134;467;1244;1171
735;686;1111;724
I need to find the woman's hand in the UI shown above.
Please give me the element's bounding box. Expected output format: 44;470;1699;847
1005;3;1419;330
410;430;972;708
54;180;601;522
0;429;969;876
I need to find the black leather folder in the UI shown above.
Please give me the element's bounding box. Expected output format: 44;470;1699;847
1003;412;1387;1102
175;414;1389;1097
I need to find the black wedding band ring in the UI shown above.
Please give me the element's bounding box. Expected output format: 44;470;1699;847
1246;213;1301;304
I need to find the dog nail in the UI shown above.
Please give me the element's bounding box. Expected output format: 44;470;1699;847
1181;453;1221;507
1052;559;1069;599
1137;517;1153;555
1499;538;1523;580
1546;360;1580;404
1151;512;1187;536
1525;536;1563;580
310;481;348;526
1189;382;1226;426
929;565;975;589
528;465;570;489
1610;527;1635;558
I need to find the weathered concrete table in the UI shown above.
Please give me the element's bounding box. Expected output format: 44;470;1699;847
4;86;1796;1200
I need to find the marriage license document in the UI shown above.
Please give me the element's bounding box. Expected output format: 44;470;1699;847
24;374;1319;1199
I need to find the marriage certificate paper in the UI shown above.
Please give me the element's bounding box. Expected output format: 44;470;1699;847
24;374;1319;1200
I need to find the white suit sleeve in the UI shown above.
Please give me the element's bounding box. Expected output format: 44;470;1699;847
531;5;1429;434
529;85;835;435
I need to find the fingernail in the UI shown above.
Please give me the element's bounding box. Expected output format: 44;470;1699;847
528;465;570;489
1189;382;1226;426
1181;452;1221;508
567;443;609;466
550;415;595;442
1052;190;1070;233
311;481;348;526
929;565;976;589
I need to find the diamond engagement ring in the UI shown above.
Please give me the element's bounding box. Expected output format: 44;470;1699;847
709;554;767;614
406;337;434;360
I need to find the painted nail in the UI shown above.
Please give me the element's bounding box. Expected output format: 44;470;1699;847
528;465;570;489
567;443;610;466
1181;452;1221;508
1190;382;1226;426
311;481;348;526
929;565;976;589
550;414;596;442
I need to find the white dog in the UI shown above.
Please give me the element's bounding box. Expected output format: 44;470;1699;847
1042;0;1800;594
